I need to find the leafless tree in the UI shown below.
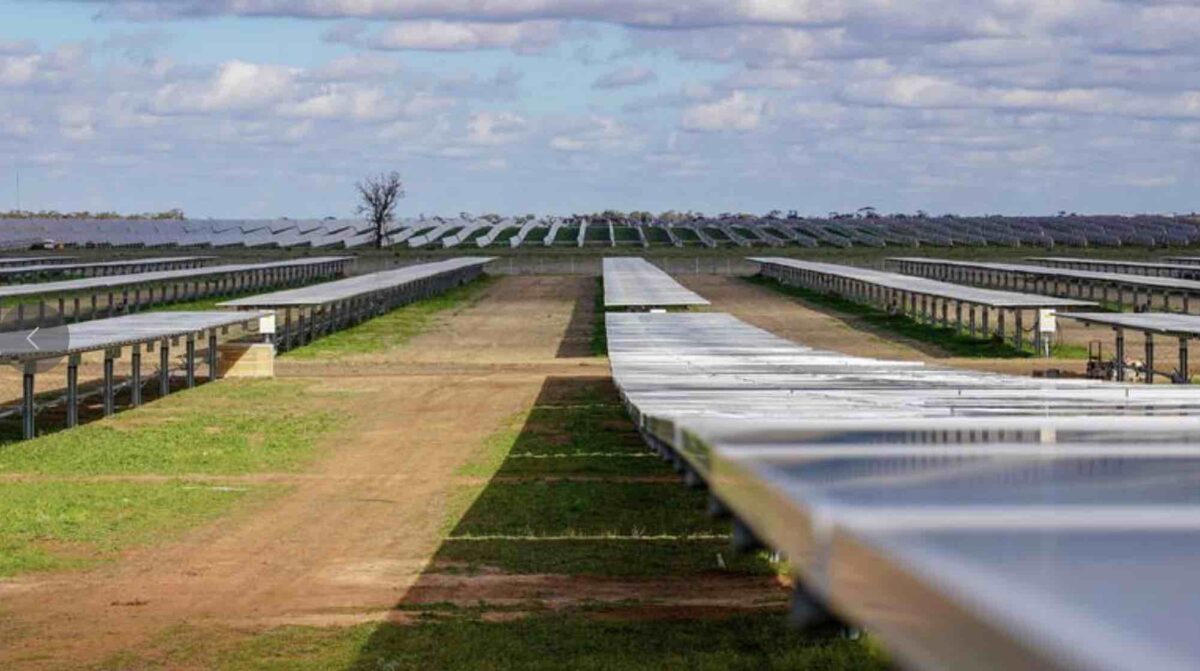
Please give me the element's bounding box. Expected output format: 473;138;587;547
356;171;405;249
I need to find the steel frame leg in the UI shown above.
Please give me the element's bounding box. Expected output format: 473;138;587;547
103;355;115;416
21;367;35;440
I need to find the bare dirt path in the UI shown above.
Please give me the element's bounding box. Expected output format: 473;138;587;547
677;274;1100;376
0;276;614;669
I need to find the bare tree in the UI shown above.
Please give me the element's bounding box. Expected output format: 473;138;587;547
356;171;405;249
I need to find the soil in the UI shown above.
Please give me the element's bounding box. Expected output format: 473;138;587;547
3;271;1172;669
0;276;779;670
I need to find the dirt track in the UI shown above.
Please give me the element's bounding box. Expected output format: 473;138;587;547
0;276;613;668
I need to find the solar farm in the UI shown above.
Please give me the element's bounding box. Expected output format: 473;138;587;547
3;240;1200;670
5;213;1200;249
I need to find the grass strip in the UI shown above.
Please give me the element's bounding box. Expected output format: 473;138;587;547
447;480;730;538
591;277;608;356
97;611;888;670
282;276;492;359
435;537;774;577
0;379;341;475
0;479;268;576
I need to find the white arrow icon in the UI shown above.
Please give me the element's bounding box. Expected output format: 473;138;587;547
26;327;39;351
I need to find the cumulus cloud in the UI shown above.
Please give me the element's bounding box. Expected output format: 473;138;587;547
326;20;562;53
152;60;297;114
466;111;530;145
592;65;656;89
550;116;640;152
4;0;1200;216
682;91;768;131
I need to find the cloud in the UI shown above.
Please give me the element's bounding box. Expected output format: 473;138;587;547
283;86;400;121
79;0;881;27
549;116;640;152
326;20;562;53
592;65;656;89
152;60;297;114
466;111;529;145
4;0;1200;217
682;91;767;131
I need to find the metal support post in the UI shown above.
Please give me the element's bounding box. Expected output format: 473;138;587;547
131;348;142;406
185;336;196;388
1115;328;1126;382
208;331;218;381
1145;334;1155;384
103;351;116;416
66;355;79;428
160;340;171;396
21;363;35;440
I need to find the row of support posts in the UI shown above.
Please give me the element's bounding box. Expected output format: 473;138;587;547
19;328;228;440
886;259;1198;315
8;257;210;283
1112;327;1193;384
1040;258;1200;281
3;259;349;331
762;264;1048;353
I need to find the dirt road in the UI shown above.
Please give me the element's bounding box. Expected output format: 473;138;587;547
0;276;610;668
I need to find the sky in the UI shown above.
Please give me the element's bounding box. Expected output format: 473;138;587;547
0;1;1198;219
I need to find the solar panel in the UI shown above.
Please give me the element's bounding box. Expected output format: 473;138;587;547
0;256;213;280
602;257;710;308
833;517;1200;671
220;257;493;308
0;310;270;361
753;258;1096;309
890;257;1200;292
0;257;351;300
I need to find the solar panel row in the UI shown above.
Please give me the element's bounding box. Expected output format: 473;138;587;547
0;257;351;328
221;257;493;351
889;256;1200;313
602;257;710;309
8;214;1196;249
607;310;1200;671
3;310;270;439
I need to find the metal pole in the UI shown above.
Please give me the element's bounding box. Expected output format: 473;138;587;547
66;355;79;428
208;331;218;381
160;340;171;397
103;352;115;416
1145;333;1155;385
131;348;142;407
1179;337;1189;384
1116;328;1126;382
21;364;35;440
186;336;196;388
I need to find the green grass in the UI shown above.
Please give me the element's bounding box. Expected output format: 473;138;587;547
0;480;268;576
748;275;1088;359
448;480;729;537
433;376;775;578
435;536;772;577
96;611;887;670
0;379;341;475
0;377;345;577
282;277;491;359
591;278;608;356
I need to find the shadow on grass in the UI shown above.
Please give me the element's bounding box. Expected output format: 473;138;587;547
335;377;867;670
747;275;1087;360
554;278;604;358
417;375;771;579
